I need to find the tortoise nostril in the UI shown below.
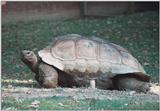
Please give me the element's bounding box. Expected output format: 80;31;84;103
27;51;31;55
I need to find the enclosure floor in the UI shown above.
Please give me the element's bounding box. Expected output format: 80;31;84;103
2;87;159;110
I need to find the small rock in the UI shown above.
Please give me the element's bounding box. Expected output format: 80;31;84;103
58;103;63;106
129;91;136;95
58;102;66;107
27;104;39;108
143;62;150;66
27;100;40;108
124;103;128;106
28;79;33;83
149;84;160;95
107;97;112;100
31;100;40;105
25;91;31;94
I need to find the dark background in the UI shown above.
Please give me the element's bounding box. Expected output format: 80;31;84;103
2;2;159;23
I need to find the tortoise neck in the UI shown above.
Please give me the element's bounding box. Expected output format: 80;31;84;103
25;56;39;74
30;58;39;74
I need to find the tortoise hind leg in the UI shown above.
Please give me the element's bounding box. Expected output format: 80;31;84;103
38;62;58;88
113;76;150;93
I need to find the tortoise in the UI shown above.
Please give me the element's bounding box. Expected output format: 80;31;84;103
21;34;151;92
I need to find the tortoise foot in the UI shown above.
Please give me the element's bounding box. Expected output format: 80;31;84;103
113;76;150;93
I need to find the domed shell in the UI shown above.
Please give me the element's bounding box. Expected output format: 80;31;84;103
38;34;149;81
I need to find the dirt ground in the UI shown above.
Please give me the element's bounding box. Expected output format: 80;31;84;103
2;86;159;101
1;84;160;110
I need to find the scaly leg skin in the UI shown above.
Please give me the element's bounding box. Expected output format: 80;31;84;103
96;74;114;90
113;77;150;93
38;62;58;88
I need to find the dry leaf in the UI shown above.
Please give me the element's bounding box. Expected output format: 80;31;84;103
31;100;40;105
27;100;40;108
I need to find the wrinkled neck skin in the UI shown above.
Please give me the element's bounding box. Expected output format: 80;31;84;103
30;57;39;74
23;56;39;74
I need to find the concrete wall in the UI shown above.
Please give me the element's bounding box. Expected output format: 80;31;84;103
82;2;131;17
82;2;159;17
2;2;81;24
2;2;158;23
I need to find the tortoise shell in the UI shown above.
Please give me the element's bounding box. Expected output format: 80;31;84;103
38;34;149;81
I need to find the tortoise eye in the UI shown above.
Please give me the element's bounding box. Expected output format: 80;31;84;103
27;51;30;54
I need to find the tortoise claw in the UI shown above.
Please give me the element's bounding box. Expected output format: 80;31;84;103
137;83;150;93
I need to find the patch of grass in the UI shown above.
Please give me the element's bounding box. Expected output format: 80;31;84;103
2;96;90;110
1;10;159;110
2;11;159;83
2;12;159;79
2;12;159;82
90;98;159;110
2;96;159;110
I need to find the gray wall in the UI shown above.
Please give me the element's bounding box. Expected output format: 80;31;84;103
2;2;158;23
82;2;131;17
2;2;81;24
82;2;158;17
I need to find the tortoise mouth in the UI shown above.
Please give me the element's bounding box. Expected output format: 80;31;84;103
25;55;34;61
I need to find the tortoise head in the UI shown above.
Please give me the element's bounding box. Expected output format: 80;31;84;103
21;50;39;73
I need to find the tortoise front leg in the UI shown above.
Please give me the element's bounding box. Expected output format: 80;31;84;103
38;63;58;88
